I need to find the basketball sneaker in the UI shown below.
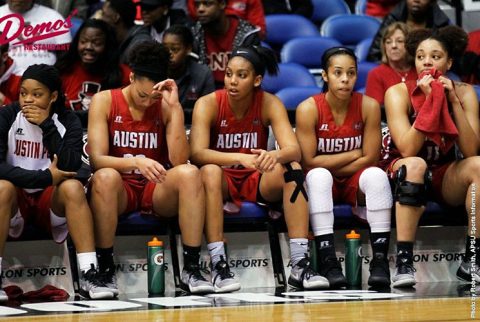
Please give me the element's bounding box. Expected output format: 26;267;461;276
318;256;347;288
180;264;214;294
100;267;119;296
211;256;241;293
368;253;391;287
288;257;330;290
456;260;480;283
392;260;416;288
79;264;114;299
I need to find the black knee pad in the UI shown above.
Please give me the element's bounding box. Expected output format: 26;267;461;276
393;165;430;207
283;163;308;203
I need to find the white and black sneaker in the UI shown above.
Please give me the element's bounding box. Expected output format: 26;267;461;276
392;260;416;288
79;264;114;299
457;260;480;283
211;256;241;293
180;264;214;294
288;257;330;290
100;267;119;297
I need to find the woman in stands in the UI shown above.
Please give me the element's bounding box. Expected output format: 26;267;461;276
0;64;113;300
383;26;479;287
295;47;393;289
190;44;329;292
162;24;215;124
55;18;130;128
365;22;417;120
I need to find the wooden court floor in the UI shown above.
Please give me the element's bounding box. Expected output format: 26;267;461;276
2;282;479;322
4;297;477;322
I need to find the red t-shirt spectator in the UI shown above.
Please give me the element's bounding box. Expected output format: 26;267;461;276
205;17;238;85
188;0;265;37
0;57;21;106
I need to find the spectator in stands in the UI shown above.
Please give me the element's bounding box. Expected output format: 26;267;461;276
88;41;213;295
0;0;72;75
187;0;266;38
55;18;130;128
382;26;480;287
100;0;152;63
457;29;480;85
190;44;329;292
366;0;449;63
191;0;260;88
0;64;113;301
295;47;392;289
162;25;214;123
0;36;21;106
366;0;401;18
262;0;312;18
36;0;89;19
365;22;417;119
140;0;189;43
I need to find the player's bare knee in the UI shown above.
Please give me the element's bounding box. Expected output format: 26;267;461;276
465;156;480;183
91;168;121;193
200;164;223;187
0;180;16;206
57;179;86;202
176;164;202;186
402;157;428;182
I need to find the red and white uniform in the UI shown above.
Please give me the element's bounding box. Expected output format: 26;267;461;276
108;88;166;214
312;92;366;206
210;89;268;205
381;80;457;202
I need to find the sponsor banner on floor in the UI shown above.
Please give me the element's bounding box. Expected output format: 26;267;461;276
1;240;73;295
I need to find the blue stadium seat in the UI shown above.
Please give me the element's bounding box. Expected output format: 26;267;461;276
320;14;381;48
264;14;319;50
474;85;480;100
355;0;367;14
275;86;322;110
311;0;351;26
355;37;374;62
70;17;84;38
355;61;379;90
261;63;317;94
280;36;342;68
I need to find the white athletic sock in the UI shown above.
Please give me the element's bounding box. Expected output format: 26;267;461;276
77;252;98;273
208;241;226;267
290;238;308;267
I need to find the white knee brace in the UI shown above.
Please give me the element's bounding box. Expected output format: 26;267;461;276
359;167;392;233
306;168;334;236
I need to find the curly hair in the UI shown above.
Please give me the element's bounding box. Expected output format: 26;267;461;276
406;25;468;61
128;41;170;83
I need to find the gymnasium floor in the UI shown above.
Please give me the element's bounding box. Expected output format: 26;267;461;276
1;282;477;321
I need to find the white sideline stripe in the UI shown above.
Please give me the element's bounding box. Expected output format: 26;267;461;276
0;306;27;316
21;300;141;312
132;296;211;307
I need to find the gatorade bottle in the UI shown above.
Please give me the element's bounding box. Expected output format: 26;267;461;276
345;230;362;286
147;237;165;295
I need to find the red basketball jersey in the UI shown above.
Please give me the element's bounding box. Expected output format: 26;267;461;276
108;89;166;178
314;92;364;155
210;89;269;155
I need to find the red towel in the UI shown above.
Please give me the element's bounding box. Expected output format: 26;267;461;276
412;68;458;154
3;284;69;303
